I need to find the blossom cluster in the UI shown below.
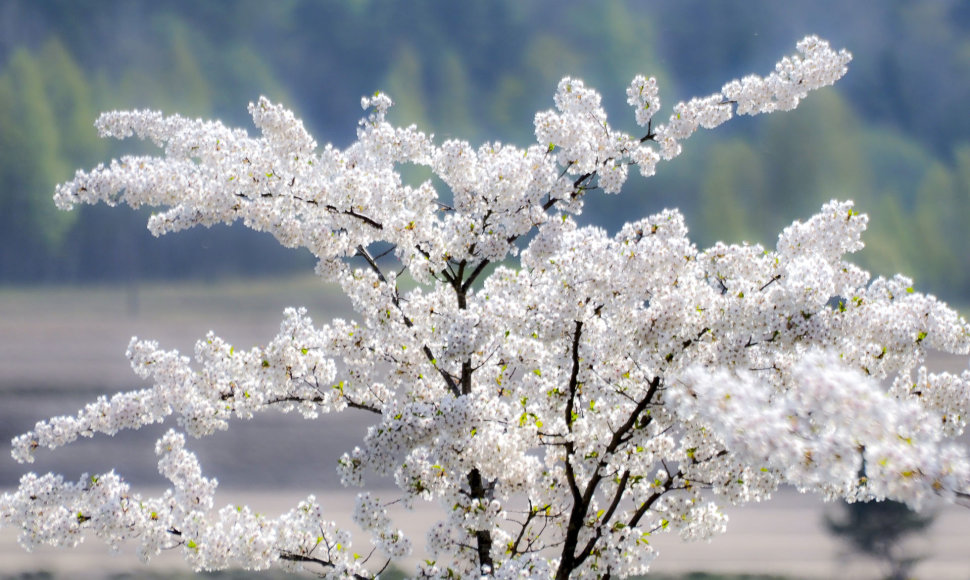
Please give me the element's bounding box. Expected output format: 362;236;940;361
4;36;968;579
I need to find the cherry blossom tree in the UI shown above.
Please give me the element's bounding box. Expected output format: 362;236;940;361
3;36;970;579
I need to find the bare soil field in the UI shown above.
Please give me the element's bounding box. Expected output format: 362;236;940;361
2;279;969;578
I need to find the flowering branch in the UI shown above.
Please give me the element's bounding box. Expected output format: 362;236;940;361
5;35;969;579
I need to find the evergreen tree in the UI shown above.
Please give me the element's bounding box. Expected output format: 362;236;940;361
826;500;934;580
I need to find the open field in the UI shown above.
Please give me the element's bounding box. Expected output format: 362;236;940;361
2;278;970;578
0;275;352;392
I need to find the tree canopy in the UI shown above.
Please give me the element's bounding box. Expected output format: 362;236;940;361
4;34;970;579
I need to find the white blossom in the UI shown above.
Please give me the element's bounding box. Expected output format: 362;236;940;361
6;36;967;579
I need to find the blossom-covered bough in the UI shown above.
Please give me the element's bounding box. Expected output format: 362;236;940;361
3;36;970;578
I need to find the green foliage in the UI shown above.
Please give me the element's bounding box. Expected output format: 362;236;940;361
435;52;475;138
913;163;959;287
689;89;871;250
688;82;970;301
0;45;79;278
35;39;102;164
383;42;431;130
759;90;872;230
698;139;765;244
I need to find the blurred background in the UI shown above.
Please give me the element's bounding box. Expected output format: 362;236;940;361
2;0;970;298
2;1;970;578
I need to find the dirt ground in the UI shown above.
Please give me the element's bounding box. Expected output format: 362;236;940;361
2;280;969;578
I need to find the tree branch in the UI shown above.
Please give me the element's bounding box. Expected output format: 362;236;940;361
563;320;585;505
325;204;384;230
356;244;460;397
266;394;381;415
466;468;495;573
509;504;539;557
279;552;372;579
557;374;661;580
